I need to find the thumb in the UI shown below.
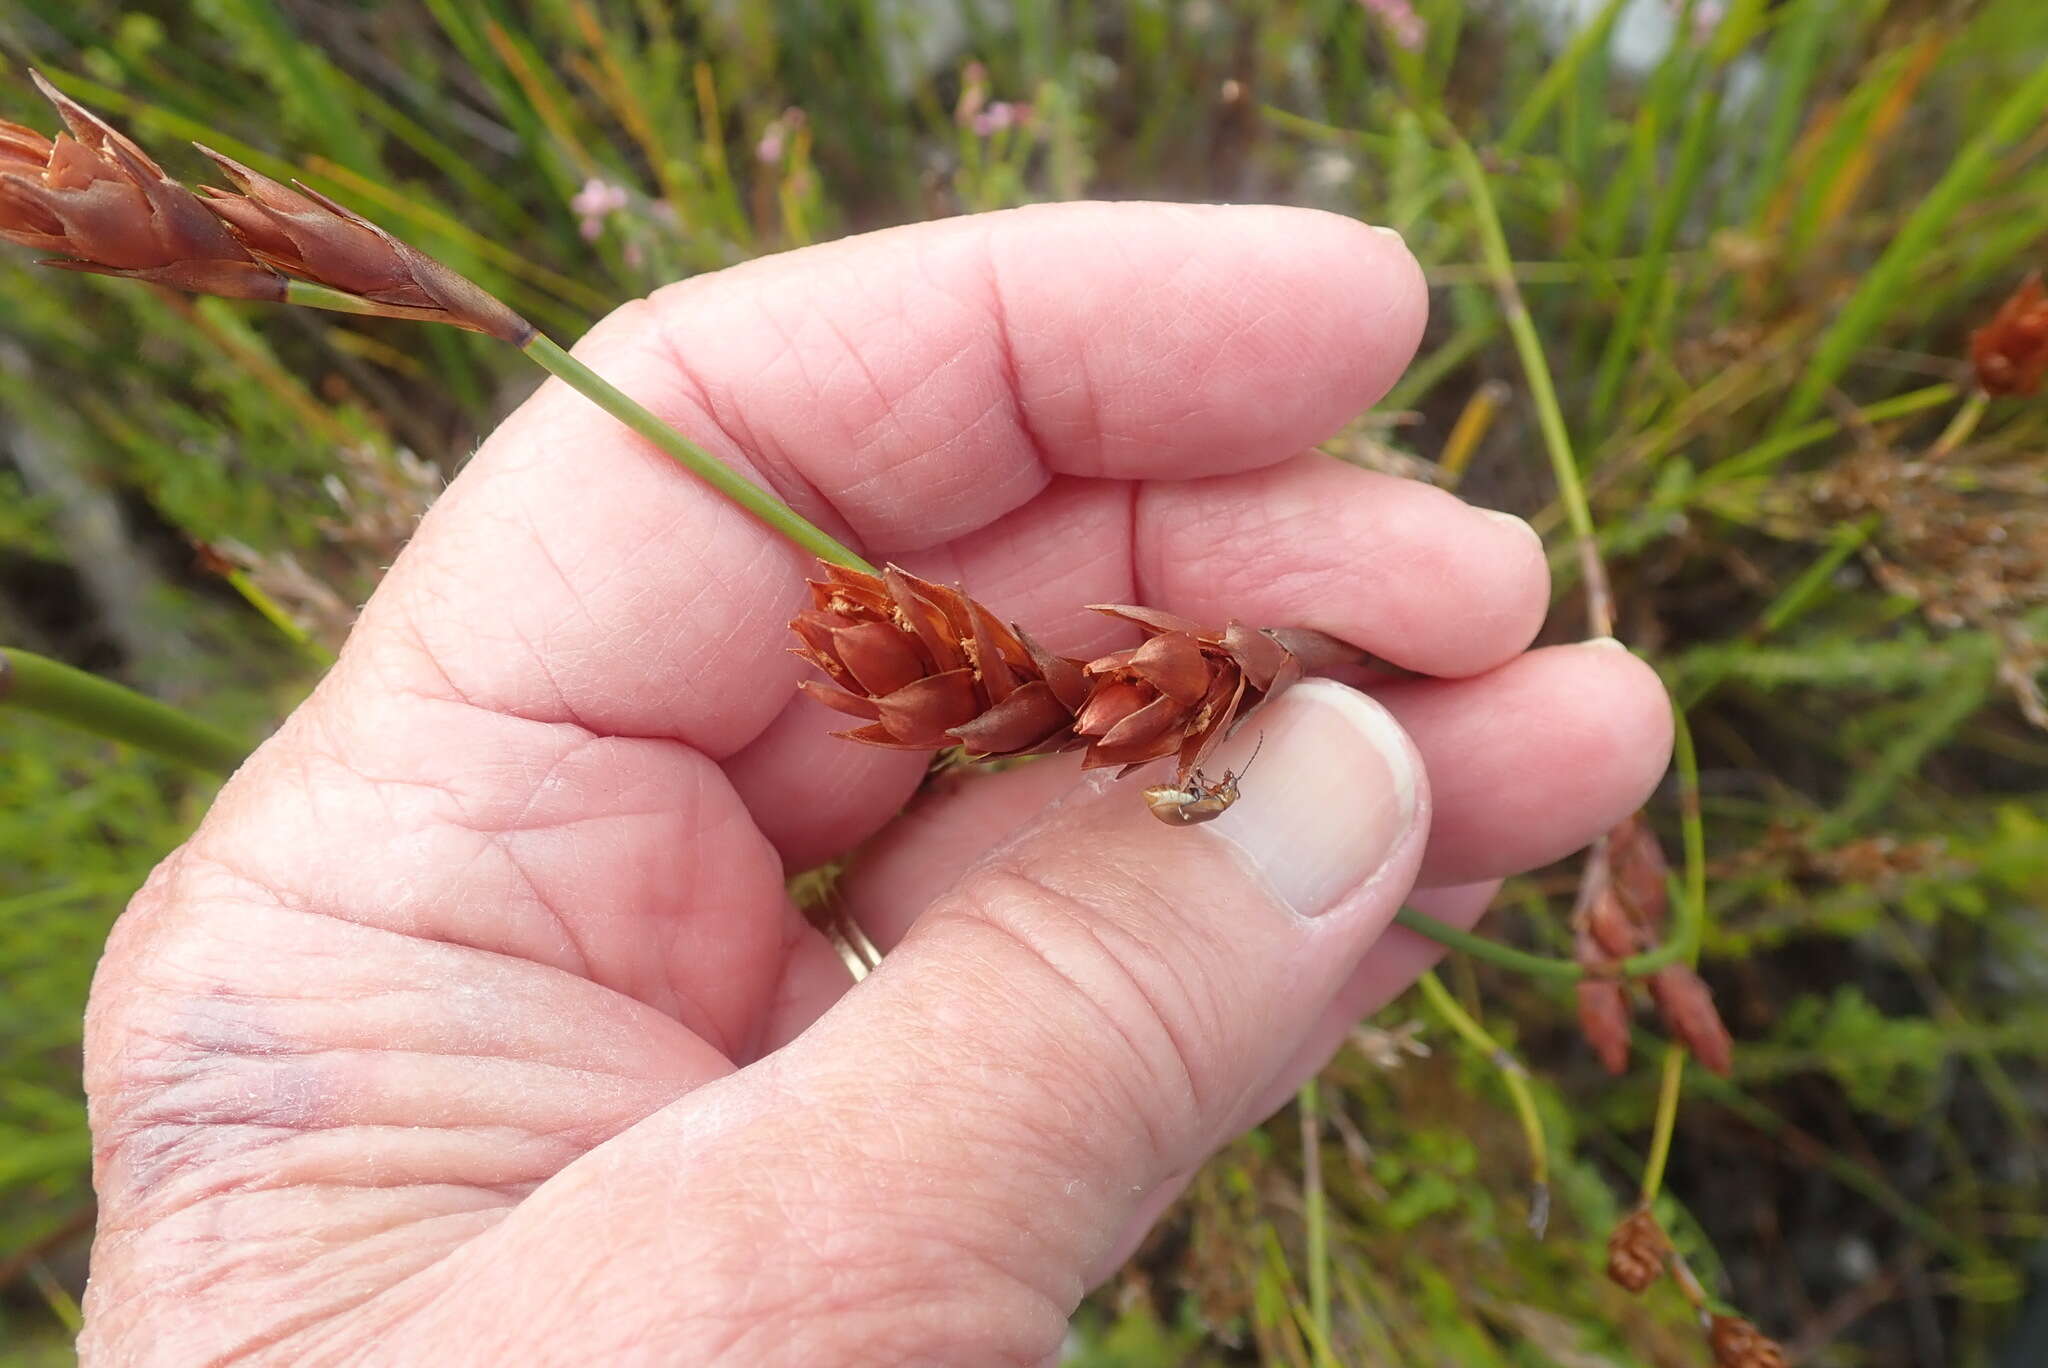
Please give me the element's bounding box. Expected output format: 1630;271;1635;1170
780;677;1429;1341
404;680;1427;1365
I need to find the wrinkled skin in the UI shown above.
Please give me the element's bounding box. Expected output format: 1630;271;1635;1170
81;204;1672;1366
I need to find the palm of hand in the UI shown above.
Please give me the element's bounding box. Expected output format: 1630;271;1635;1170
81;204;1669;1365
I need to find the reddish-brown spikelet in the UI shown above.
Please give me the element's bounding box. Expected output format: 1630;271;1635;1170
793;563;1088;759
194;148;533;343
1073;604;1310;775
1607;811;1671;930
0;72;283;300
1647;964;1735;1076
1575;976;1633;1076
793;564;1351;778
1708;1315;1788;1368
1970;273;2048;397
1605;1208;1670;1293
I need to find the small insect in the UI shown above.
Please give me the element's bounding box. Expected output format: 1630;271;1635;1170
1142;734;1263;826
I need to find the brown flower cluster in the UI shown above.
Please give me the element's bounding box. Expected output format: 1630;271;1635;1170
196;148;532;342
1573;814;1735;1077
1;72;528;340
1;72;281;301
793;564;1348;785
1606;1208;1787;1366
1605;1207;1671;1293
1708;1315;1789;1368
1970;272;2048;397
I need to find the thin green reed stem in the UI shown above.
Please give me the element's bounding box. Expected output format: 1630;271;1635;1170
285;285;872;573
521;334;876;573
1447;135;1594;548
1;648;246;775
1298;1078;1334;1367
1447;130;1610;634
1394;897;1698;981
1638;1044;1686;1204
1416;970;1551;1235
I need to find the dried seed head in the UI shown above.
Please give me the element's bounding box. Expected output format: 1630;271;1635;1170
195;147;533;343
792;563;1086;759
0;72;284;300
795;563;1350;787
1708;1315;1788;1368
1075;607;1304;777
1971;273;2048;397
1648;964;1735;1077
1605;1208;1670;1293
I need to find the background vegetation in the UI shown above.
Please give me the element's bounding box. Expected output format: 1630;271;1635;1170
3;0;2046;1363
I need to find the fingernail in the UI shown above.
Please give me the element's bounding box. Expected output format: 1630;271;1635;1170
1579;635;1631;653
1482;507;1542;547
1203;679;1419;916
1369;224;1407;243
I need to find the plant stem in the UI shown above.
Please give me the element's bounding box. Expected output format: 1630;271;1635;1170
285;282;874;573
1447;129;1610;636
1416;969;1551;1235
1639;1044;1686;1204
1298;1079;1335;1366
521;334;875;573
1927;387;1990;463
1395;900;1698;981
0;648;246;775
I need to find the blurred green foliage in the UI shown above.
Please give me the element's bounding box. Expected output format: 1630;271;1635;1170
3;0;2048;1363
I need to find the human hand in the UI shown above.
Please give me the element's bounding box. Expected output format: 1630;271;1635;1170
81;204;1671;1365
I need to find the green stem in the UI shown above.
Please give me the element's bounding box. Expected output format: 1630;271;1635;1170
1927;387;1990;463
1446;129;1608;635
1395;898;1698;981
1298;1079;1335;1367
1416;969;1551;1235
225;569;338;665
1;648;247;775
1638;1044;1686;1204
285;283;873;573
520;334;875;573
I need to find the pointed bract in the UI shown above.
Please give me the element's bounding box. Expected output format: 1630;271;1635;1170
0;73;283;300
194;147;533;342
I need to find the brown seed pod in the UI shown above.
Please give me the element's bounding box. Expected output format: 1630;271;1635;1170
1576;976;1634;1076
195;147;533;343
1074;605;1303;777
1708;1315;1789;1368
792;563;1086;758
1970;272;2048;397
0;72;283;300
794;564;1357;786
1605;1207;1671;1293
1606;811;1671;931
1648;964;1735;1077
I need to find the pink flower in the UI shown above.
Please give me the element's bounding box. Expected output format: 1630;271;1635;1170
756;107;807;166
570;178;629;241
1356;0;1426;50
970;101;1031;137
